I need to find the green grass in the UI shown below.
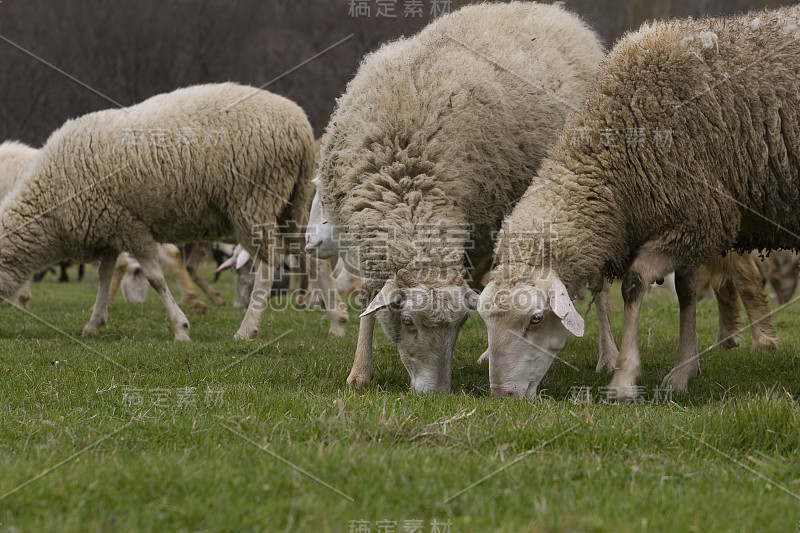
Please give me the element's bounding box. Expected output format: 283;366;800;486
1;267;799;532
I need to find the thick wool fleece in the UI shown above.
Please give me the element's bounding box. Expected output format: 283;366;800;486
496;6;800;294
0;83;314;298
319;1;604;300
0;141;38;200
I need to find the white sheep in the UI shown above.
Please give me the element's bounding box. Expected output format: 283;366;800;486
318;1;605;392
0;83;314;341
478;6;800;398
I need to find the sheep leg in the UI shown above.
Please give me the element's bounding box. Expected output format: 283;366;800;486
595;279;619;372
13;281;32;309
133;251;191;342
82;253;118;337
234;246;280;339
610;245;675;401
713;276;742;348
732;255;778;350
310;256;348;337
160;244;206;315
192;274;226;307
184;243;226;307
347;312;375;387
106;254;129;306
661;269;700;392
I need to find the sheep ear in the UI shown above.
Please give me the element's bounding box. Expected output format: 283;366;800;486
216;256;234;273
548;276;585;337
465;288;479;311
235;249;252;270
360;282;402;318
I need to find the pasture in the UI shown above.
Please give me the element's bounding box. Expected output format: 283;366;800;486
1;266;799;532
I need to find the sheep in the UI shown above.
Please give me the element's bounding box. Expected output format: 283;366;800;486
0;82;314;341
318;1;605;392
0;140;38;308
478;5;800;399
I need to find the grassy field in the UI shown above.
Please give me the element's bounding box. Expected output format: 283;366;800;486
1;265;799;532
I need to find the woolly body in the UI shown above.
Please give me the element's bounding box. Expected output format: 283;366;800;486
0;83;314;339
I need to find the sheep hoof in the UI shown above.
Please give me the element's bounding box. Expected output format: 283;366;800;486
234;327;258;340
477;349;489;364
714;335;741;350
595;359;616;373
347;368;373;388
328;326;346;338
596;343;619;372
753;337;778;351
606;374;640;402
185;299;207;315
661;368;696;393
81;324;99;337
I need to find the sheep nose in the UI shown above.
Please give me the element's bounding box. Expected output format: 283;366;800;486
491;386;519;398
304;239;321;252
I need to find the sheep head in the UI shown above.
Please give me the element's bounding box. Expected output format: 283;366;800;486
477;272;584;398
360;268;479;394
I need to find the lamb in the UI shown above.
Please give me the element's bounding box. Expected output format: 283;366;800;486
318;1;605;392
0;83;314;341
478;6;800;398
0;140;38;308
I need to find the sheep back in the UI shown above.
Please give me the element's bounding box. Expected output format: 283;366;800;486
4;83;314;264
500;6;800;291
319;1;604;292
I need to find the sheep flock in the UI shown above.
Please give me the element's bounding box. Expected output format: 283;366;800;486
3;2;800;404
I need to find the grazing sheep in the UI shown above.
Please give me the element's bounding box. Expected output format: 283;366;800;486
478;6;800;398
319;1;605;392
0;83;314;341
0;140;38;308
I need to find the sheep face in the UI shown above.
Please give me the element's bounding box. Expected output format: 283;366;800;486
216;246;256;307
120;256;149;303
305;178;339;259
477;274;584;398
231;249;255;308
362;269;478;393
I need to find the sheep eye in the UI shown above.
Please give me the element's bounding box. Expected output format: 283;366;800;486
528;313;544;328
401;314;414;328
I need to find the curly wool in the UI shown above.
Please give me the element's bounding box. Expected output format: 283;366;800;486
319;1;604;298
0;83;314;297
496;6;800;294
